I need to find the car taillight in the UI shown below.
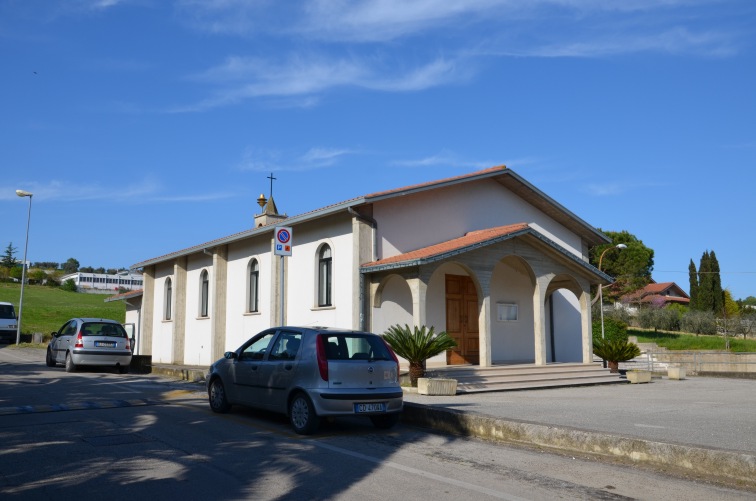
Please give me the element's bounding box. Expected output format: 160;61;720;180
381;338;400;375
124;337;131;350
75;332;84;348
316;335;328;381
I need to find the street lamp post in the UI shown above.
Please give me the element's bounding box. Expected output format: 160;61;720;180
15;190;33;345
598;243;627;341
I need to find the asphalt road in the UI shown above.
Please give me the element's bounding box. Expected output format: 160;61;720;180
1;345;754;500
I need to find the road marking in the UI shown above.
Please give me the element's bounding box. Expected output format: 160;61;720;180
633;423;666;429
0;399;158;416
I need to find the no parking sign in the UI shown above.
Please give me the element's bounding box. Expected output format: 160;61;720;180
274;226;292;256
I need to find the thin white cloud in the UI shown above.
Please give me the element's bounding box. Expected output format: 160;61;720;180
496;27;737;58
172;54;467;112
237;146;355;172
392;150;493;169
583;182;626;197
0;178;230;203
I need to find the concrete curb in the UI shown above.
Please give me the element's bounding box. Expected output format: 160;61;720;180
402;402;756;486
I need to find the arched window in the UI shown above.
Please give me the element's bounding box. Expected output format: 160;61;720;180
247;259;259;313
200;270;209;317
318;245;332;307
164;277;172;321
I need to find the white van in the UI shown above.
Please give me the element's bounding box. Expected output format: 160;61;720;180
0;302;18;343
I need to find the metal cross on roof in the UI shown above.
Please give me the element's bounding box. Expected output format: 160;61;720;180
267;172;277;199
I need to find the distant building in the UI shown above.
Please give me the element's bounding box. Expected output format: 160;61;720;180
621;281;690;309
62;270;143;293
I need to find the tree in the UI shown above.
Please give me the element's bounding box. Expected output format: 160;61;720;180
382;324;457;387
710;251;724;314
691;250;724;314
688;259;699;310
1;243;18;281
591;230;654;301
29;269;47;284
62;258;80;274
61;279;77;292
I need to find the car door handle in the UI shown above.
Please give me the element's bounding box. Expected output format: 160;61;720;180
284;364;293;371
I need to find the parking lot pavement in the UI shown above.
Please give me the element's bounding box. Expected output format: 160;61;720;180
404;376;756;454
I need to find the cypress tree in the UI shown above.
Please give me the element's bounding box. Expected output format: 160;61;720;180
688;259;699;310
698;251;713;311
710;250;724;314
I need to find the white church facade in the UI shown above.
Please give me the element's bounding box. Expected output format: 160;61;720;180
130;166;612;368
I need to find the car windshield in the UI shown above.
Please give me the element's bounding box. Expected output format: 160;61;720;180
82;322;126;337
0;304;15;319
321;334;393;361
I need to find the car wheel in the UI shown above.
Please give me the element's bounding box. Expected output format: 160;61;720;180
370;413;400;430
208;378;231;413
65;352;76;373
118;364;129;374
45;348;56;367
289;392;319;435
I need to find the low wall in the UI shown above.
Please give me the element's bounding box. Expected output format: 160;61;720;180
651;351;756;375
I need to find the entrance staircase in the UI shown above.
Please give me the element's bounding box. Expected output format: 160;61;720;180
420;363;624;393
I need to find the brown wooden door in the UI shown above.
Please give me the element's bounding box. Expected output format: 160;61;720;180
445;275;479;365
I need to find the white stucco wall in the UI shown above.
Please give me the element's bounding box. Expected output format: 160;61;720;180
151;263;173;364
490;258;535;363
372;274;413;335
373;179;584;262
184;254;213;366
225;238;274;351
283;217;355;329
548;289;582;362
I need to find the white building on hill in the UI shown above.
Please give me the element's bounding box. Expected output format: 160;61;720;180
62;270;144;293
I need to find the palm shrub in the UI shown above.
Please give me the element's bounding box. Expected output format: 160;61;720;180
382;324;457;387
592;338;641;373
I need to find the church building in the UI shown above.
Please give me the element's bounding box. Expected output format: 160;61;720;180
130;166;612;369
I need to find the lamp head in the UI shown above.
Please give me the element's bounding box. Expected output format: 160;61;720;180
616;244;628;250
15;190;33;197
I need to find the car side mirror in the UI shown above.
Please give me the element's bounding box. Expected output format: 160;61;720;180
224;351;238;360
51;332;58;338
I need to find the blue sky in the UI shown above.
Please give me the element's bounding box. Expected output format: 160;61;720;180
2;0;755;299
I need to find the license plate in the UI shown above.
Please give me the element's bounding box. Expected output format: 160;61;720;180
95;341;116;348
354;402;386;413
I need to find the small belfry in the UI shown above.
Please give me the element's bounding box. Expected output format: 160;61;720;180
254;172;288;227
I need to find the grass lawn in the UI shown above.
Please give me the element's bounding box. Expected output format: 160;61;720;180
0;283;125;339
629;328;756;352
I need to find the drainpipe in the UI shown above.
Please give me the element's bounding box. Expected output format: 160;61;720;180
348;207;377;332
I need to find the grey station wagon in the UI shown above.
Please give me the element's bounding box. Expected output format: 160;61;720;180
46;318;132;373
206;326;403;434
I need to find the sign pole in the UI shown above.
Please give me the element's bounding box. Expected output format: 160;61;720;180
280;255;284;326
273;227;293;327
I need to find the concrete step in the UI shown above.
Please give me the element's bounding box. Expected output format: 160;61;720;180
422;363;624;393
457;375;625;393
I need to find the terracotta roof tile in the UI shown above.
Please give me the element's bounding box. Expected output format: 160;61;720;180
362;222;529;268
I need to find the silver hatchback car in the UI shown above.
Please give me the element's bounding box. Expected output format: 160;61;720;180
46;318;132;373
207;326;403;434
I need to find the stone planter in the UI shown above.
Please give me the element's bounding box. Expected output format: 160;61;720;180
417;378;458;395
668;367;686;380
626;370;652;384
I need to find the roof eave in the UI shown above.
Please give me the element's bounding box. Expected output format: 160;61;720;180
362;227;613;283
131;197;367;269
